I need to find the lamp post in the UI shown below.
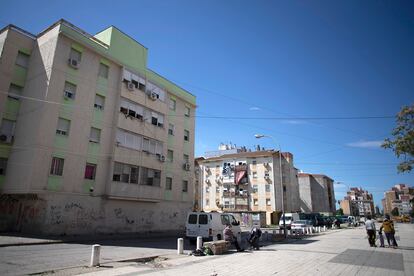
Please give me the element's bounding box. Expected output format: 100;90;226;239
254;134;286;238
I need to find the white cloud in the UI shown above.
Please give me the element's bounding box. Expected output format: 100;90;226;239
249;107;261;111
346;140;383;148
282;120;307;125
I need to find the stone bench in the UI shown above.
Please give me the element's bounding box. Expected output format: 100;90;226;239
203;240;231;255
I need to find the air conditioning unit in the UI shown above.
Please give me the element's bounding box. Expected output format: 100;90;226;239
183;163;191;171
127;81;135;91
64;91;74;99
0;134;13;143
264;174;270;180
149;92;158;101
205;179;211;184
158;155;166;162
68;58;79;69
263;162;269;167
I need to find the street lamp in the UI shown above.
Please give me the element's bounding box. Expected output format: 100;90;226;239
254;134;286;238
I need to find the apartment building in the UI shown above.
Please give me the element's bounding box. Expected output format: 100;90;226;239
297;173;336;215
382;184;413;216
340;188;374;217
196;145;300;225
0;20;196;235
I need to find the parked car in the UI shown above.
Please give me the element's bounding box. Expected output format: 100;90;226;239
185;212;241;243
279;213;300;229
291;220;313;234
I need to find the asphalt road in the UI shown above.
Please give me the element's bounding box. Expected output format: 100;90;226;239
0;232;253;276
0;237;193;276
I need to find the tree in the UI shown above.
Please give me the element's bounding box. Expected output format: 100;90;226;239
336;208;344;216
391;207;399;217
382;104;414;173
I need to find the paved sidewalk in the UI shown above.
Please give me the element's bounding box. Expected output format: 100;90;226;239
77;223;414;276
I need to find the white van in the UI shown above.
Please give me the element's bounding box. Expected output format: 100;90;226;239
185;212;241;242
279;213;300;229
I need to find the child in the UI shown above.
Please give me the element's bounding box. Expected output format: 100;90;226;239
378;230;385;247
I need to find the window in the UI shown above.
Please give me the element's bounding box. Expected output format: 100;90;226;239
252;160;257;165
183;154;189;164
50;157;64;176
283;185;286;192
151;112;164;127
89;128;101;143
84;163;96;180
0;119;15;143
116;129;162;154
199;214;208;224
265;184;271;192
184;106;191;117
216;186;220;193
138;82;146;91
167;150;173;162
168;123;174;136
252;171;257;178
56;118;70;136
0;158;7;175
98;63;109;78
266;199;271;206
16;51;29;68
166;177;172;190
63;81;76;100
141;167;161;186
112;162;139;184
221;214;230;225
184;129;189;141
94;94;105;110
206;199;210;206
8;84;23;100
188;214;197;224
69;48;81;62
182;180;188;192
169;98;176;110
253;199;258;206
252;185;258;193
206;186;210;193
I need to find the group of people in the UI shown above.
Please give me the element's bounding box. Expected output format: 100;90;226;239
365;214;398;248
223;224;262;252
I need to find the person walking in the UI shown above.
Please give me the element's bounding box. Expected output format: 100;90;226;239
223;224;243;252
378;229;385;247
380;215;398;248
365;215;376;247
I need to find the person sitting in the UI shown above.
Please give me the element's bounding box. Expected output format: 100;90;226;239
223;224;243;252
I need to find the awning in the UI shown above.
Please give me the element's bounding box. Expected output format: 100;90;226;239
235;170;247;185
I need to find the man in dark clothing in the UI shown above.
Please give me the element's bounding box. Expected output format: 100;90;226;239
248;227;262;250
223;224;243;252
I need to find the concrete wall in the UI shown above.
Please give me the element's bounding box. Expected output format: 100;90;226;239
0;193;190;235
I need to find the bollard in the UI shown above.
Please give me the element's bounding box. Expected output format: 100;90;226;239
90;244;100;267
196;236;203;250
318;226;321;233
177;238;184;255
323;225;326;232
287;229;291;236
279;229;283;235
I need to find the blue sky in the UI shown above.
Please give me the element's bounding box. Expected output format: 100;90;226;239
1;0;413;208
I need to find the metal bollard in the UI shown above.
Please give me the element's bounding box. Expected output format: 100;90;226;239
177;238;184;255
196;236;203;250
90;244;100;267
323;226;326;232
318;226;321;233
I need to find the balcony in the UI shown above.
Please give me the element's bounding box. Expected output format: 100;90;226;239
107;181;162;202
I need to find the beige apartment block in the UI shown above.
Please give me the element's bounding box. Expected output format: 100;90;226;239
340;188;374;217
0;20;196;235
382;184;413;216
297;173;336;215
196;146;300;225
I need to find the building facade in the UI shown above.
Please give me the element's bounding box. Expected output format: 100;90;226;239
340;188;374;217
0;20;196;235
196;145;300;225
382;184;413;216
297;173;336;215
